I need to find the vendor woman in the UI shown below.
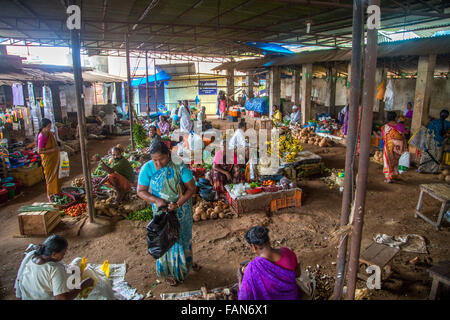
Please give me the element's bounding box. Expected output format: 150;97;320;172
209;138;246;200
96;146;135;202
37;118;62;201
15;235;94;300
137;141;199;286
272;105;283;127
158;115;170;136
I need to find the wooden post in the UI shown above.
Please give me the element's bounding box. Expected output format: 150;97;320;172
145;50;149;115
247;73;254;98
70;28;95;223
125;33;135;149
226;68;235;102
411;55;437;134
326;65;337;116
301;63;313;125
293;67;301;106
154;58;158;112
269;66;281;116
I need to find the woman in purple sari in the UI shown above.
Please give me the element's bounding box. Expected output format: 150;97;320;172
238;226;300;300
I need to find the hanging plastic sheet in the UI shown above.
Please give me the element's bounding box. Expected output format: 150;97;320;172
383;80;394;111
83;85;95;117
42;86;60;141
12;83;25;106
27;82;41;136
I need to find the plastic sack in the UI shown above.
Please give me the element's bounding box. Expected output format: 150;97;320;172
398;152;410;174
188;133;204;151
376;81;386;101
146;210;180;259
58;151;70;179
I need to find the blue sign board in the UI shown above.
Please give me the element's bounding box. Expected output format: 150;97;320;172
199;80;217;95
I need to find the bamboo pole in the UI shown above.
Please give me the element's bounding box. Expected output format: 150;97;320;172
345;0;380;300
126;33;135;150
70;28;95;223
331;0;363;300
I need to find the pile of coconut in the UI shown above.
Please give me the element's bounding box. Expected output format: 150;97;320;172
193;199;233;222
292;127;333;147
438;169;450;183
373;150;383;163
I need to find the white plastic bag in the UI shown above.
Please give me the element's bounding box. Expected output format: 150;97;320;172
383;80;394;111
188;133;204;151
58;151;70;179
398;152;410;174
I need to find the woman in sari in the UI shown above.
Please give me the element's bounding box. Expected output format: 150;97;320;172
381;111;408;183
178;100;193;133
418;109;450;173
209;139;245;200
238;226;300;300
272;105;283;127
218;92;227;120
158;115;170;136
137;141;198;286
37;118;62;200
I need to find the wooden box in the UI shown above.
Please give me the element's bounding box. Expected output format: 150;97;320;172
18;209;61;236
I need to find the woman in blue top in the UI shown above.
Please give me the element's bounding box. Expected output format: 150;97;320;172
418;109;450;173
137;141;198;286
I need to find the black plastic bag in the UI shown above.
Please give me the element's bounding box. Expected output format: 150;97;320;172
146;207;180;259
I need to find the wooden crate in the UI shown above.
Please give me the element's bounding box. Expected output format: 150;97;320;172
270;189;302;212
18;210;61;236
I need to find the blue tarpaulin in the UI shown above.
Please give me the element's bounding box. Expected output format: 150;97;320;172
131;70;172;86
244;97;269;114
246;42;294;55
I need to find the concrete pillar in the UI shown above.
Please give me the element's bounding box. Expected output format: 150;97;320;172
89;55;109;73
226;68;235;102
293;67;301;106
374;67;387;122
301;63;312;125
246;74;254;98
326;66;337;116
269;66;281;116
411;55;436;135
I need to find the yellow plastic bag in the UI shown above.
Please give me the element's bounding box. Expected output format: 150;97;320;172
100;260;110;279
376;81;386;101
80;257;87;273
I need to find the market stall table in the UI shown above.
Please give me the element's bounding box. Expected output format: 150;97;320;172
414;183;450;231
225;185;302;214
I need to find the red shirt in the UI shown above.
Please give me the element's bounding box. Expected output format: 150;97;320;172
274;247;299;272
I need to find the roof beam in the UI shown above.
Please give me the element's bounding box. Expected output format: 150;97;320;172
131;0;160;31
272;0;450;18
416;0;443;14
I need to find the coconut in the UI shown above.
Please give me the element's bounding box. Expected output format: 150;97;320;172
442;169;449;176
195;207;203;216
201;213;208;220
193;214;201;222
211;212;218;219
446;175;450;183
218;212;225;219
214;206;222;214
438;174;445;181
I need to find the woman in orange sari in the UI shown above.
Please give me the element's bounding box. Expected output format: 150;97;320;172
37;118;61;200
381;111;407;183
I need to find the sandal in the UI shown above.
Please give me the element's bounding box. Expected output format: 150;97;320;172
164;278;178;286
192;263;202;272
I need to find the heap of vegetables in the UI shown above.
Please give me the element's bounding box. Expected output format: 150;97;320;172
51;194;72;205
249;181;261;189
126;207;153;221
63;203;87;217
266;133;303;162
132;123;149;149
192;200;232;222
93;163;108;177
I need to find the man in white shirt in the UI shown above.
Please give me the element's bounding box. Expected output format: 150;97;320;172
290;105;302;125
229;120;247;150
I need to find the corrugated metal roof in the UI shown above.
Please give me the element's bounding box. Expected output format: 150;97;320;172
0;63;126;86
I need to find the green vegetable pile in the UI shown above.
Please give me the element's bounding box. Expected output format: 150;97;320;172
51;194;72;205
129;160;142;169
283;120;291;126
132;123;149;149
249;182;261;189
126;207;153;221
161;136;171;141
93;163;107;177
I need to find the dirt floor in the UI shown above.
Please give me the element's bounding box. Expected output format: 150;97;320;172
1;118;449;300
